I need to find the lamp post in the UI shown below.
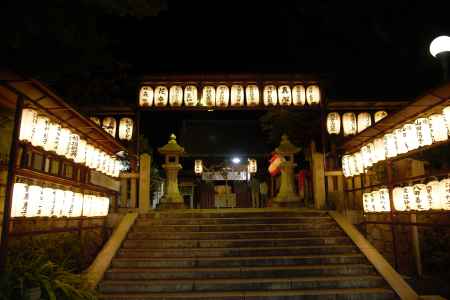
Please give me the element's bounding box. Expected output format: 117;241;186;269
430;35;450;81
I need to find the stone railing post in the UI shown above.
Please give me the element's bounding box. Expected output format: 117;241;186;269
139;153;151;212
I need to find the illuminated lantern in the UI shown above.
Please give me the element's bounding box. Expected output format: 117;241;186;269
429;114;448;142
379;188;391;212
169;85;183;106
442;106;450;132
82;195;93;217
67;133;80;160
246;85;260;106
393;128;408;155
154;86;168;106
31;115;50;147
347;154;357;176
44;122;62;152
90;117;101;126
194;159;203;174
230;85;244;106
278;85;292;106
383;133;397;158
393;187;406;211
184;85;198;106
85;144;94;168
342;155;352;177
370;190;380;212
404;186;417;211
27;185;43;217
413;184;430;211
326;112;341;135
201;86;215;107
62;191;74;217
306;85;320;105
139;86;153;107
11;183;28;218
74;139;87;164
102;117;117;137
374;111;388;123
72;193;84;217
342;112;357;136
373;138;386;162
114;160;123;177
56;128;71;156
357;112;371;133
19;108;38;142
41;187;55;217
426;181;443;210
263;85;277;106
292;85;306;106
107;157;115;176
403;123;419;151
101;197;110;216
354;152;364;175
361;144;374;168
248;159;257;173
53;189;65;217
440;178;450;210
96;151;105;172
363;192;371;212
91;148;100;169
119;118;134;141
216;85;229;107
415;118;433;147
367;143;376;164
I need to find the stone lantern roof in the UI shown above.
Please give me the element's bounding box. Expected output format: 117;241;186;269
158;134;186;155
275;134;300;155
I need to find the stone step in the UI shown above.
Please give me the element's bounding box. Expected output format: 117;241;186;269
135;216;333;225
99;287;396;300
99;275;386;293
122;236;353;249
111;253;367;269
105;264;377;280
118;244;359;258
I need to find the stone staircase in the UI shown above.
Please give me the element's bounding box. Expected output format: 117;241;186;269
99;209;398;299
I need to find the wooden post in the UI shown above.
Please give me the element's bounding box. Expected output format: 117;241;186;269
130;178;137;209
139;153;151;213
410;159;425;276
120;177;128;208
312;151;326;209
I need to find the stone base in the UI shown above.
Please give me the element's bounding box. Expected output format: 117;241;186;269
272;195;301;208
158;202;188;210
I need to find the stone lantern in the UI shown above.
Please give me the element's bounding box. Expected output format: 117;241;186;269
158;134;186;209
273;134;301;207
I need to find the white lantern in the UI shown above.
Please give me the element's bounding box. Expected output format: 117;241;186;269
101;197;110;216
403;186;417;211
91;148;100;169
230;85;244;106
201;86;216;107
383;133;397;158
82;195;93;217
248;159;257;173
72;193;84;217
357;112;371;133
41;187;56;217
194;159;203;174
347;154;357;176
184;85;198;106
90;117;101;126
67;133;80;160
102;117;117;137
31;115;50;147
62;191;74;217
169;85;183;106
119;118;134;141
363;192;371;212
326;112;341;135
74;139;87;164
154;86;168;106
44;122;62;152
216;85;229;107
306;85;320;105
379;188;391;212
114;160;123;177
439;178;450;210
374;111;388;123
19;108;38;142
429;114;448;142
53;189;65;217
403;123;419;151
292;85;306;106
139;86;153;107
367;143;376;164
27;185;43;217
393;187;407;211
426;181;443;210
342;112;357;136
246;85;260;106
361;144;375;168
442;106;450;132
373;138;386;162
277;85;292;106
415;117;433;147
85;144;94;168
11;183;28;218
370;190;380;212
96;152;105;172
354;152;364;175
342;155;352;177
263;85;277;106
412;184;430;211
56;128;71;156
393;128;408;155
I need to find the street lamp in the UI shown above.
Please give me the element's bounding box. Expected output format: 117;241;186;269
430;35;450;81
231;157;241;164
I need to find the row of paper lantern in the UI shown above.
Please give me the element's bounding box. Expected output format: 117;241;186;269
327;111;388;136
89;116;134;141
19;109;122;177
11;182;110;218
194;159;257;174
139;84;321;107
342;108;450;177
363;179;450;213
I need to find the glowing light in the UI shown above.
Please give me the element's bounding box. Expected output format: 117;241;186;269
415;117;433;147
44;122;62;152
184;85;198;106
277;85;292;106
342;112;357;136
201;86;216;107
19;108;38;142
292;85;306;106
102;117;117;137
403;123;419;151
231;85;244;106
374;111;388;123
357;112;371;133
169;85;183;106
429;35;450;57
429;114;448;142
326;112;341;135
383;133;397;158
194;160;203;174
248;159;257;173
245;85;260;106
31;115;50;147
11;183;28;218
306;85;321;105
263;85;277;106
232;157;241;164
119;118;134;141
154;86;168;106
139;86;153;106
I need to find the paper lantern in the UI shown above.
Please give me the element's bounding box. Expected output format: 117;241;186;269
96;152;105;172
374;111;388;123
107;157;115;176
194;159;203;174
71;193;84;217
347;155;357;176
393;187;406;211
263;85;277;106
393;128;408;155
184;85;198;106
383;133;397;158
56;128;71;156
101;197;110;216
41;187;56;217
19;108;38;142
246;85;260;106
403;123;419;151
11;183;28;218
342;112;357;136
415;117;433;147
74;139;87;164
357;112;371;133
248;159;257;173
426;181;443;210
62;191;74;217
361;144;375;168
378;188;391;212
90;117;101;126
440;178;450;210
326;112;341;135
370;190;380;212
27;185;43;217
85;144;94;168
139;86;153;107
367;143;376;164
201;86;215;107
91;148;100;169
292;85;306;106
67;133;80;160
404;186;417;210
31;115;50;147
216;85;229;107
119;117;134;141
44;122;62;152
412;184;430;211
82;195;93;217
230;85;244;106
102;117;117;137
373;138;386;162
114;160;123;177
169;85;183;106
278;85;292;106
363;192;372;212
429;114;448;142
154;86;168;106
306;85;320;105
442;106;450;132
354;152;364;175
342;155;352;177
53;189;65;217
